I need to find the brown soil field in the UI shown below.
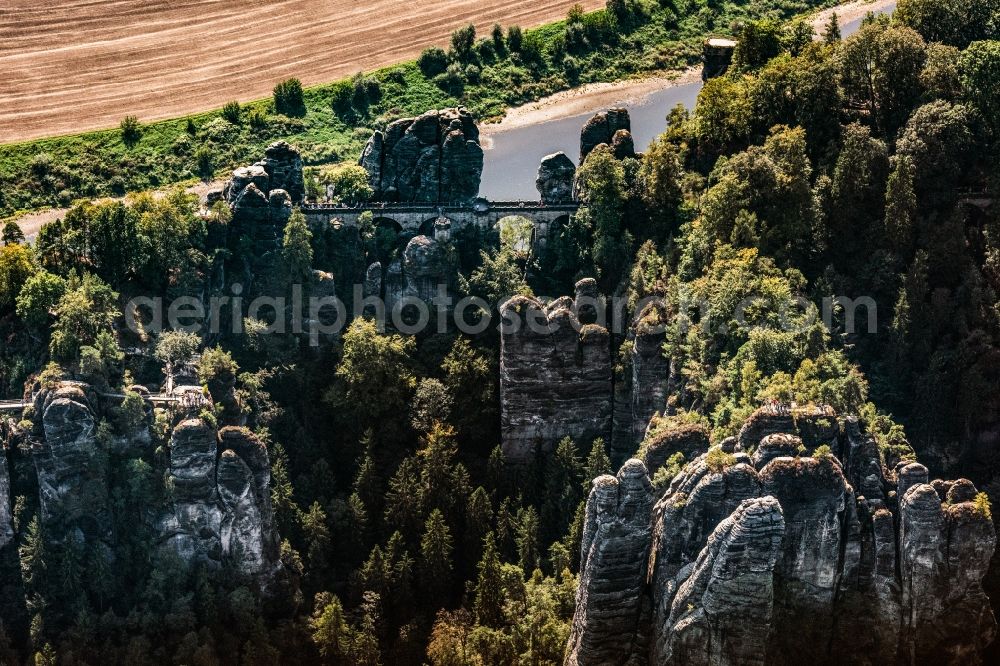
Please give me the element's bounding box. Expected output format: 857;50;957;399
0;0;603;143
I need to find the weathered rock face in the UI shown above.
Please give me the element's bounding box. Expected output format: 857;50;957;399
499;287;612;462
566;459;654;666
159;421;282;580
660;497;785;666
536;152;576;203
631;306;671;448
222;143;300;292
566;407;998;665
224;141;304;206
0;446;12;549
639;421;709;477
702;38;737;81
384;235;454;318
580;108;631;162
360;107;483;203
31;382;111;545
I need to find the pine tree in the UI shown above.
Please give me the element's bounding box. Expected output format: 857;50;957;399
419;509;454;604
384;457;423;544
583;437;612;491
885;156;918;255
824;13;841;43
486;445;507;497
515;506;541;575
353;432;382;516
542;437;583;542
311;592;352;661
474;532;505;628
465;486;493;565
282;209;314;283
303;501;332;574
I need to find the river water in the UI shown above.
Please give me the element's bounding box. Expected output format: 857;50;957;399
479;3;896;200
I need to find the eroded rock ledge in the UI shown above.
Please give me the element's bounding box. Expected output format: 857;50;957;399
567;405;997;665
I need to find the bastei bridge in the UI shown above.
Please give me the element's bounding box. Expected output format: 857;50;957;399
301;199;580;240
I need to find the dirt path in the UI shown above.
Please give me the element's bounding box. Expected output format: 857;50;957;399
0;0;602;143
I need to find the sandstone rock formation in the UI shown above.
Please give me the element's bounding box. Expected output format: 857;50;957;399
499;284;612;462
567;406;998;665
30;382;111;546
566;459;654;665
630;303;671;448
384;234;454;320
224;140;304;206
580;108;631;162
223;142;301;292
639;420;709;477
659;497;784;666
0;446;12;549
159;420;281;580
360;107;483;203
536;152;576;203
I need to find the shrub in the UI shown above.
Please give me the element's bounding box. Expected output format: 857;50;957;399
195;145;213;181
813;444;834;460
221;101;241;124
273;78;305;116
330;81;355;116
465;64;481;84
705;447;736;473
507;25;524;52
246;106;268;129
120;115;142;146
451;24;477;61
419;47;449;77
974;492;993;520
434;63;466;95
491;23;507;53
186;118;197;135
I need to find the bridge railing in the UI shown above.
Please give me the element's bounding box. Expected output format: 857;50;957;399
302;201;580;214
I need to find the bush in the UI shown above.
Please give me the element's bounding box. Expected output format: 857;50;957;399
434;63;466;95
195;145;213;181
491;23;507;53
419;47;449;77
273;78;305;116
451;24;477;61
507;25;524;52
705;447;736;473
974;492;993;520
330;81;354;116
221;101;241;124
813;444;834;460
246;106;268;129
120;115;142;146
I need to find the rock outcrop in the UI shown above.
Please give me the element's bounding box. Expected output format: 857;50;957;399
566;406;997;665
536;152;576;203
360;107;483;203
580;108;631;162
384;234;454;321
31;382;111;546
0;446;12;549
224;140;304;206
223;142;301;292
159;421;281;580
566;459;654;666
659;497;785;666
500;284;612;462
